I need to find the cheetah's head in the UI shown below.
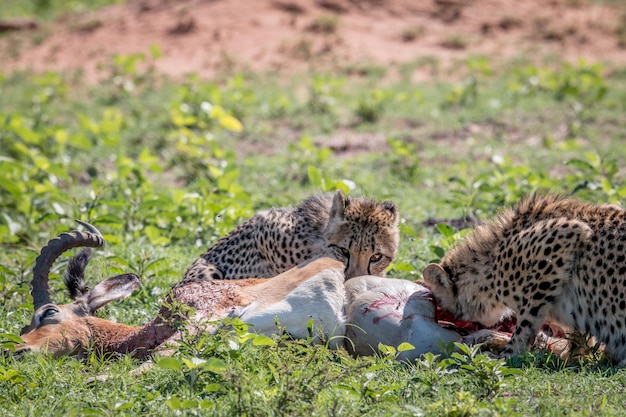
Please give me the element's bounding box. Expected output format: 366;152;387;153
422;263;466;319
323;190;399;279
422;263;510;326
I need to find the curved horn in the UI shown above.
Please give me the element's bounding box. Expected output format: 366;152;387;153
31;221;104;310
75;219;103;236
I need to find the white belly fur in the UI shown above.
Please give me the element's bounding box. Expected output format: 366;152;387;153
229;258;465;359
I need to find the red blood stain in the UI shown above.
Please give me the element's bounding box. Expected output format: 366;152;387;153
364;293;408;324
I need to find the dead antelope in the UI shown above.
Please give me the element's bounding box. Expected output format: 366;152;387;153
16;221;349;358
15;222;552;361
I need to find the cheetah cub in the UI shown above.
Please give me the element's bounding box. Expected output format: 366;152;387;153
423;193;626;365
185;190;399;281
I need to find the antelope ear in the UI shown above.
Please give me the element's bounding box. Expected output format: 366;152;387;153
83;274;140;313
329;190;347;221
422;264;451;288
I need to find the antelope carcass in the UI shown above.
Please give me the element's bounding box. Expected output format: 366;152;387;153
15;223;516;360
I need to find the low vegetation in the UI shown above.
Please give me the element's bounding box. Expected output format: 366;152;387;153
2;5;626;415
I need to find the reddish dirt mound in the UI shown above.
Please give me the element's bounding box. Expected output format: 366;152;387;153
3;0;626;80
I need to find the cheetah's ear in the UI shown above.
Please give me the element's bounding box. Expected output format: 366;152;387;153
422;263;451;288
380;200;399;225
329;190;347;221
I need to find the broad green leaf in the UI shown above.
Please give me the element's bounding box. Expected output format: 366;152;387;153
203;357;228;374
252;335;276;347
199;399;215;408
32;154;50;171
430;245;445;259
378;343;396;355
182;357;206;370
78;408;105;416
228;318;249;335
181;399;198;409
156;357;181;371
601;178;614;196
435;223;456;238
1;334;25;344
0;176;22;198
165;396;181;410
138;147;162;173
144;225;170;245
566;158;596;173
204;384;223;394
397;342;415;352
616;185;626;198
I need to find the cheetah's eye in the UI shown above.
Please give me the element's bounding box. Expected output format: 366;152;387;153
370;253;383;263
340;247;350;258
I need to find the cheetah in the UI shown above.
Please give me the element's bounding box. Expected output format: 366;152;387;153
184;190;399;281
423;193;626;364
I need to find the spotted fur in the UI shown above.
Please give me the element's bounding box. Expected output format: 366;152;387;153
423;193;626;364
184;190;399;281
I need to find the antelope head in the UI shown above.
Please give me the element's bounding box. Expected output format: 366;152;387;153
16;221;140;357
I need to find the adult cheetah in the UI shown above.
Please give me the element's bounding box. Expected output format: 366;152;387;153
423;193;626;364
185;190;399;281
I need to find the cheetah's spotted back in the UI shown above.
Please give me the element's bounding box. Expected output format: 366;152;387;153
185;190;399;281
423;193;626;364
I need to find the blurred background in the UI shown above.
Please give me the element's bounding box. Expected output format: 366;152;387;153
2;0;625;80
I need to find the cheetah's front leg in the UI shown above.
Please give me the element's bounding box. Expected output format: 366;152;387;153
503;314;544;356
497;218;591;356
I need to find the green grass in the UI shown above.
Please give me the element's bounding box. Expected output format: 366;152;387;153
2;39;626;416
0;0;123;20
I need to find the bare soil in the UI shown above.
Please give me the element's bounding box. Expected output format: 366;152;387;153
3;0;626;81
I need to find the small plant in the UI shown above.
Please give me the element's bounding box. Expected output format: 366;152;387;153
412;351;458;392
428;222;474;263
307;14;339;34
288;37;313;60
616;13;626;48
400;25;425;42
342;63;387;79
507;61;607;108
98;46;163;103
334;360;404;405
307;74;344;115
377;342;416;361
157;355;228;398
428;391;482;416
288;135;330;167
466;56;493;77
564;331;608;366
442;76;478;107
354;89;389;123
451;343;523;399
498;15;523;30
386;138;420;181
440;34;468;50
446;155;558;216
307;165;355;194
566;152;626;204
